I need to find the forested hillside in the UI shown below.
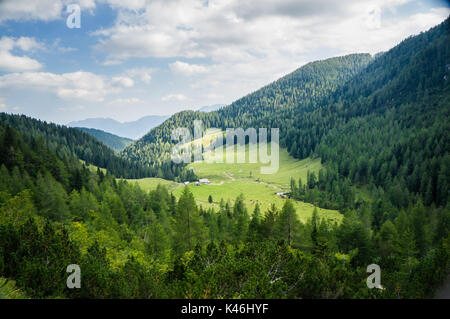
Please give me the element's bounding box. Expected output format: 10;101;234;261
75;127;133;152
1;123;449;298
0;113;154;179
122;53;372;172
123;18;450;211
289;17;450;211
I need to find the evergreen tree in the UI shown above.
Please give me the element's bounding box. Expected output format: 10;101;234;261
276;200;298;246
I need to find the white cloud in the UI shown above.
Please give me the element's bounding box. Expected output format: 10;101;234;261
0;0;63;23
203;93;224;100
125;68;154;84
303;6;450;55
0;97;6;111
111;97;141;104
140;73;152;84
92;0;449;105
0;97;20;112
0;71;133;102
52;39;77;53
102;59;123;66
58;104;86;111
0;36;44;72
95;0;422;60
0;0;96;23
0;52;43;72
169;61;210;76
161;94;188;102
94;23;204;59
100;0;146;11
15;37;45;51
111;76;134;88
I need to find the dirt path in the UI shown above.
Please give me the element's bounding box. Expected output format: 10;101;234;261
223;172;235;181
254;180;283;191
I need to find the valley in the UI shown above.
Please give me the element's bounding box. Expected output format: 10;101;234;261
128;146;341;222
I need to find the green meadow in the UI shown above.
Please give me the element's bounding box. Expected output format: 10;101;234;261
128;177;180;192
127;143;341;223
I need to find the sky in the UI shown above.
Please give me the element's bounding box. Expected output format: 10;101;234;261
0;0;448;125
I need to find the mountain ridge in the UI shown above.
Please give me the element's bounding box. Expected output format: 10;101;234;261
74;127;134;152
68;105;226;140
68;115;169;140
0;112;154;178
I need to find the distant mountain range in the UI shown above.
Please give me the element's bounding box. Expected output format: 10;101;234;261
67;105;225;139
75;127;134;152
197;104;226;112
68;115;169;140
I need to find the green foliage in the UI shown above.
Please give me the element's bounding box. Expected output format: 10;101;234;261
75;127;133;152
173;187;207;253
276;200;298;246
0;113;153;178
0;278;27;299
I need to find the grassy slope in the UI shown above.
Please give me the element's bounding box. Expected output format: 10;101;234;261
130;177;180;192
127;142;341;223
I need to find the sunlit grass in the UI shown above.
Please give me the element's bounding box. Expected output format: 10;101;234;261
127;144;342;223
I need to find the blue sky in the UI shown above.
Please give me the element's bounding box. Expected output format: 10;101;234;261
0;0;449;124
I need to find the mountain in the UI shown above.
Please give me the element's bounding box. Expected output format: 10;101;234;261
74;127;133;152
0;113;154;178
122;53;373;169
68;107;223;141
197;104;226;112
123;17;449;209
68;115;169;140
